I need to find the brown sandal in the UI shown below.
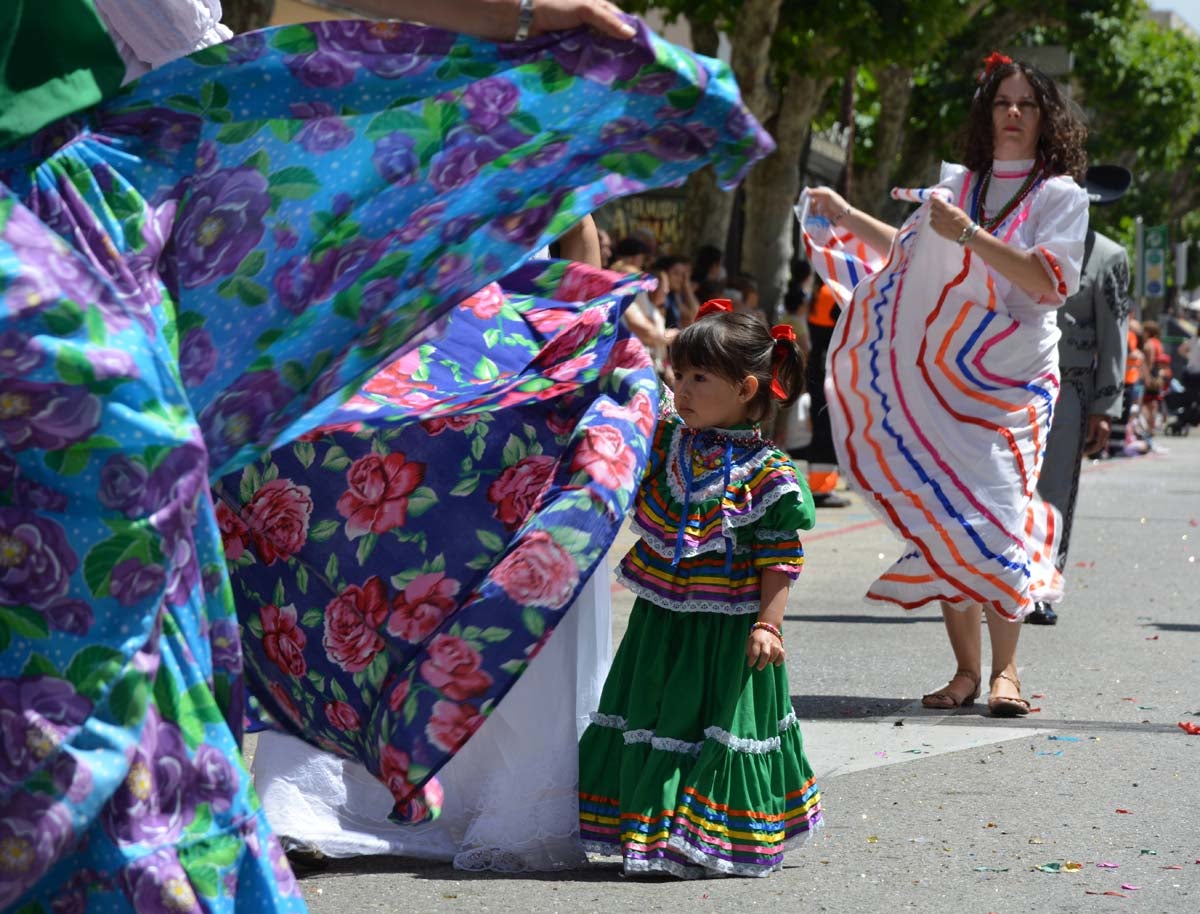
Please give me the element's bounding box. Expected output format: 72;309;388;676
921;669;981;709
987;671;1031;718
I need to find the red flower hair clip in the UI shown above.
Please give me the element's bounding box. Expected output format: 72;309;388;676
979;51;1013;83
697;298;733;320
768;324;797;400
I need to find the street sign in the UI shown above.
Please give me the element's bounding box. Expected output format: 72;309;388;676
1143;224;1167;299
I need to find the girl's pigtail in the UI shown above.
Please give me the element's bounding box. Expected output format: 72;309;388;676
767;325;806;407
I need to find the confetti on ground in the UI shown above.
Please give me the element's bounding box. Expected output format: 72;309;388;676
1141;849;1158;856
1096;862;1119;869
1048;735;1080;742
1120;884;1142;891
974;866;1009;872
1036;863;1063;873
1178;721;1200;735
866;836;878;843
1146;635;1159;640
1037;751;1064;757
1136;705;1155;710
1115;809;1133;814
1162;864;1184;870
1064;862;1082;872
1085;891;1128;898
1032;693;1046;699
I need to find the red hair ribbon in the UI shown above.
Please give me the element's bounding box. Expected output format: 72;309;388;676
979;51;1013;82
769;324;797;400
697;298;733;320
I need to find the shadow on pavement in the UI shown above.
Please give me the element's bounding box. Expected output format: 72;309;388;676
784;613;940;624
1144;622;1200;633
299;856;631;882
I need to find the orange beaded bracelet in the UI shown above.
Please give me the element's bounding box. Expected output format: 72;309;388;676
749;621;783;644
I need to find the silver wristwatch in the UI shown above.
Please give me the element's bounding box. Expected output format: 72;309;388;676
515;0;535;40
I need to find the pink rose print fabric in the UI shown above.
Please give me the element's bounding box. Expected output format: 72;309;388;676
218;262;660;822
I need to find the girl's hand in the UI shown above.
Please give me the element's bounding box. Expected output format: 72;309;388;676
928;196;974;243
746;628;785;670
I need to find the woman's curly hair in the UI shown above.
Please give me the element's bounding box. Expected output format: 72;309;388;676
963;59;1087;181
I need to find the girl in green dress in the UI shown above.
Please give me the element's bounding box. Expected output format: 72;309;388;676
578;300;822;878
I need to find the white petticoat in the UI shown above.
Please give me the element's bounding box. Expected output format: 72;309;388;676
252;570;611;871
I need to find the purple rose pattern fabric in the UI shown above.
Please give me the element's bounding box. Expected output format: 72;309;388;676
217;262;659;821
0;16;771;913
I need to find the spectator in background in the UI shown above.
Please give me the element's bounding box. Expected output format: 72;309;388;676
651;254;699;328
596;226;615;269
727;273;765;323
1141;320;1171;442
774;261;815;450
610;235;653;273
1177;307;1200;428
691;242;725;294
795;275;848;507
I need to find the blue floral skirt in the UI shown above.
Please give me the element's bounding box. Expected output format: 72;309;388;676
0;18;770;913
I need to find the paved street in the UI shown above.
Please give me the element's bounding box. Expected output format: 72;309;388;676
281;433;1199;914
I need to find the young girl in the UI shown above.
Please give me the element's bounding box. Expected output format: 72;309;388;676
578;302;822;878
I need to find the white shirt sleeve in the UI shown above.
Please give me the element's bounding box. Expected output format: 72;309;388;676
1026;175;1090;306
94;0;233;82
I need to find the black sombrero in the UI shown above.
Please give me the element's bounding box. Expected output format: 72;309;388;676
1084;164;1132;205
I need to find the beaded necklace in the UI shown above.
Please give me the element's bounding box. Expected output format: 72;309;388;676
970;158;1044;231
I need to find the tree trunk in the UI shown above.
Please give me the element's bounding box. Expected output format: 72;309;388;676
677;16;734;258
851;63;913;220
221;0;276;33
728;0;784;123
740;72;835;319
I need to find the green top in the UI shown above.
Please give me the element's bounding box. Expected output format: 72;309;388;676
0;0;125;147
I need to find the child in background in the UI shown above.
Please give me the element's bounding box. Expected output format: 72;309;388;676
578;302;822;878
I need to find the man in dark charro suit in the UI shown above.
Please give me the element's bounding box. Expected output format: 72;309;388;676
1027;165;1132;625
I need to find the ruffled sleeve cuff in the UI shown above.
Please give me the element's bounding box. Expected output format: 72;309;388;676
1028;176;1089;306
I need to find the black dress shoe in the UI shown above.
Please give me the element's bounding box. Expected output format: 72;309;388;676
813;492;850;508
1024;602;1058;625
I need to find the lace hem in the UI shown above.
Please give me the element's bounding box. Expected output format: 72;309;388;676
702;726;778;754
666;821;820;877
623;729;704;756
589;711;626;729
588;714;799;756
614;570;759;614
583;826;820;879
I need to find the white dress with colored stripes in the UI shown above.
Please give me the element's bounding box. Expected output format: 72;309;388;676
800;161;1088;618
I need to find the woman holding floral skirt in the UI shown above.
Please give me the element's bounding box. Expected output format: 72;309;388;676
0;1;772;909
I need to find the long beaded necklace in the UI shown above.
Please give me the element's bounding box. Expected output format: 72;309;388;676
970;158;1044;231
